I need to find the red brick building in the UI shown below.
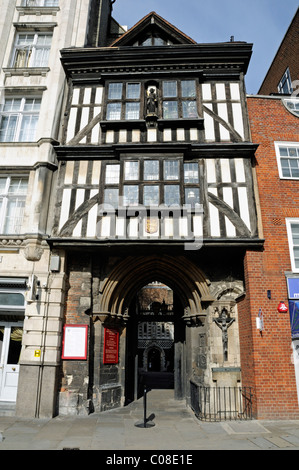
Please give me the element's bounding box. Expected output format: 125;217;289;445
244;94;299;418
259;7;299;95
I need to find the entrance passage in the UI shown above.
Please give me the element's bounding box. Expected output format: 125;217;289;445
148;347;161;371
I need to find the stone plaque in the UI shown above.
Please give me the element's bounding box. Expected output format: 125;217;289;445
103;328;119;364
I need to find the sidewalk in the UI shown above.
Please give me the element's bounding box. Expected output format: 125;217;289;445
1;390;299;451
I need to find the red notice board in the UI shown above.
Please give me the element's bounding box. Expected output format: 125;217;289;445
103;328;119;364
61;325;88;360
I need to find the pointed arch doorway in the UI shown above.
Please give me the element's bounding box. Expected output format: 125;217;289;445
134;282;176;397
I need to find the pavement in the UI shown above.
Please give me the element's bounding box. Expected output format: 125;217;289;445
1;390;299;454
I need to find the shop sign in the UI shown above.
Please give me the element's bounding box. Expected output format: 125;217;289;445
287;278;299;300
61;324;88;360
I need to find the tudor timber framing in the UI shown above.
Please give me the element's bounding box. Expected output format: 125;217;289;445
60;42;253;84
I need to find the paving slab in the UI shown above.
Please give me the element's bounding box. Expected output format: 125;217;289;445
1;390;299;451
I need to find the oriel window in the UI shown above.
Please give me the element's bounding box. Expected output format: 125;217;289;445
106;82;141;121
162;80;198;119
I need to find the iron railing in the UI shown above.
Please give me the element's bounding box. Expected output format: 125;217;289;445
190;381;253;421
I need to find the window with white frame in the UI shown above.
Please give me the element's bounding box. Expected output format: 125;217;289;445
0;177;28;235
162;80;198;119
11;32;52;68
278;68;293;94
275;142;299;179
286;219;299;272
0;97;41;142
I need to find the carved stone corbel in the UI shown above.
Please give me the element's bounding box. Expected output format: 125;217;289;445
182;308;206;327
93;311;129;327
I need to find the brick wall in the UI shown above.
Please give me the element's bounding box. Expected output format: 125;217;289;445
241;96;299;418
259;9;299;95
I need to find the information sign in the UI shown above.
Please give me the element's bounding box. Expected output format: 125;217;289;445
289;301;299;339
61;324;88;360
103;328;119;364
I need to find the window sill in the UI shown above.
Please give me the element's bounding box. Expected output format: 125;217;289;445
100;120;146;131
3;67;50;77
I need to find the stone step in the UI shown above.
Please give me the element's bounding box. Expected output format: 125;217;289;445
0;402;16;417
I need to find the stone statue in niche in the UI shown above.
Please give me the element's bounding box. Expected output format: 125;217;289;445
146;86;158;115
213;307;235;361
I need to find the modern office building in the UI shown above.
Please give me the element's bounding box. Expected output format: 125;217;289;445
0;0;119;418
51;5;262;417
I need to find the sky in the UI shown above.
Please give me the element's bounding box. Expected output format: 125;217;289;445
111;0;299;95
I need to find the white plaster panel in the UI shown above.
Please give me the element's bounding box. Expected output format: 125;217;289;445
91;161;101;184
234;159;246;182
95;87;103;104
223;187;236;236
86;190;98;238
220;159;231;182
190;129;198;141
83;87;92;104
230;83;241;100
72;88;80;105
106;130;114;143
132;130;140;142
163;129;172;141
64;161;74;184
203;103;215;141
72;189;85;237
217;103;230;140
101;216;111;238
202;83;212;101
115;217;126;237
216;83;226;100
177;128;185;141
147;129;157;142
209;188;221;237
66;107;77;142
119;130;127;143
78;161;88;184
238;187;251;230
128;218;139;238
206;159;216;183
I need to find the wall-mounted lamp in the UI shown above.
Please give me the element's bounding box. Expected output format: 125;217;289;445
267;290;271;300
277;301;288;313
